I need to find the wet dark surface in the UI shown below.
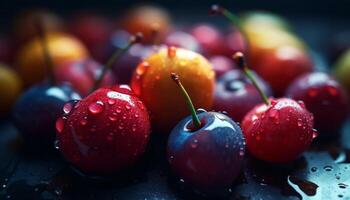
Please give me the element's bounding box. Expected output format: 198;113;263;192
0;117;349;200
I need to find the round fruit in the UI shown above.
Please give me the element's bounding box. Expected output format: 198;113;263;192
0;64;22;114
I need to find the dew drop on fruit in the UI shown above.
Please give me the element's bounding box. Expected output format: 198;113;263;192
168;46;177;58
88;101;104;114
324;165;333;171
54;140;60;150
308;88;318;97
191;139;198;148
108;113;118;121
196;108;207;113
125;105;131;110
116;107;122;113
297;118;303;127
169;155;174;163
310;167;318;172
108;99;116;105
80;117;88;126
270;99;277;105
118;125;124;130
136;61;150;76
298;100;306;109
63;103;73;114
338;183;348;189
312;128;318;139
55;118;65;133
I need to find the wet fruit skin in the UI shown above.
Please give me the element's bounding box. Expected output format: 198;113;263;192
121;5;171;44
253;46;313;96
167;111;245;189
16;32;89;87
13;84;81;147
55;59;115;97
0;64;22;115
286;72;349;134
241;98;315;163
131;47;215;133
56;85;151;175
213;69;272;122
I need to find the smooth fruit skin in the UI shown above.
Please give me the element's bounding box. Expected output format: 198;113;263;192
167;111;245;189
254;46;313;96
121;5;171;44
334;49;350;94
213;69;272;122
13;84;80;146
131;47;215;133
241;98;315;163
16;32;89;87
240;11;291;32
0;65;22;114
56;85;151;175
286;72;349;134
55;59;115;97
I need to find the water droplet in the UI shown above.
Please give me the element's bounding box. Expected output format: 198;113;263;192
179;178;185;183
125;105;131;110
119;84;132;91
116;107;122;113
136;61;150;76
63;103;73;114
298;100;306;109
308;88;318;97
312;129;318;139
132;126;137;132
54;140;60;150
191;139;198;148
338;183;348;189
297;118;303;127
55;117;65;133
196;108;207;114
109;113;118;121
310;167;318;172
108;99;116;105
169;155;174;163
168;46;177;58
80;117;88;126
118;125;124;130
270;99;277;105
89;101;104;114
324;165;333;171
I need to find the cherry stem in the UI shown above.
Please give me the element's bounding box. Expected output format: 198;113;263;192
233;52;270;105
91;32;143;92
35;18;56;86
171;73;201;129
210;4;250;54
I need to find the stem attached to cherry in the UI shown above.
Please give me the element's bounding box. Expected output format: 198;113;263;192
233;52;270;105
91;32;143;92
210;4;250;54
35;18;56;86
171;73;202;129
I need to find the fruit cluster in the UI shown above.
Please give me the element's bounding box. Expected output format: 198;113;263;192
0;4;349;192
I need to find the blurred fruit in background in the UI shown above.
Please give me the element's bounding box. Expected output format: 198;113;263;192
121;5;171;44
287;72;349;134
13;8;65;44
131;47;215;133
334;49;350;94
69;12;113;62
0;64;22;115
209;55;237;78
16;32;89;87
0;35;15;64
55;59;115;97
164;31;201;52
240;11;291;32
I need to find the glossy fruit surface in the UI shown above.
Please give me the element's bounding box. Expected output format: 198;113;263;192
131;47;215;132
240;11;290;32
17;32;89;87
56;85;151;175
0;64;22;114
241;98;316;163
253;46;313;96
13;84;80;146
55;59;115;97
121;5;171;44
334;49;350;94
168;111;245;189
286;72;349;134
213;69;272;122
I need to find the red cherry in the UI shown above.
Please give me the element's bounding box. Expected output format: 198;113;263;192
286;72;349;134
242;98;316;162
56;85;151;175
209;55;237;78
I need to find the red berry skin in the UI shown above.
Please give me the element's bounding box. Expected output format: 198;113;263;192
241;98;315;163
286;72;349;134
56;85;151;175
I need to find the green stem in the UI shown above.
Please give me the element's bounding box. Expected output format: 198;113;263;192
36;19;56;86
91;33;142;92
233;52;270;105
171;73;201;129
